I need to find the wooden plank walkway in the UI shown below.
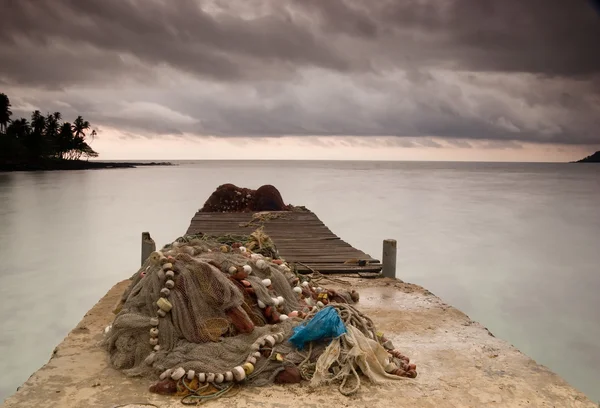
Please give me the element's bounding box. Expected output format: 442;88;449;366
185;210;382;274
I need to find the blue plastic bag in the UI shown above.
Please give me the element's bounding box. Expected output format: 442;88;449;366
288;306;347;350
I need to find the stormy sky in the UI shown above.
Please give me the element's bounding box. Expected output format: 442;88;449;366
1;0;599;160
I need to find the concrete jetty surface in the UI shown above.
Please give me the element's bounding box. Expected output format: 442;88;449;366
2;276;595;408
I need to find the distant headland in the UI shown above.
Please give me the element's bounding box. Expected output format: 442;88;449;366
573;151;600;163
0;92;172;172
0;159;173;172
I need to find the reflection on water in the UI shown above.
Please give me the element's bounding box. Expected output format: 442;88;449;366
0;161;599;402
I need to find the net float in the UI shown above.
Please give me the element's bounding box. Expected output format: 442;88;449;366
159;369;172;380
171;367;186;381
187;370;195;380
160;288;170;297
206;373;215;383
224;371;233;382
197;373;206;383
156;298;172;312
215;373;224;383
144;352;156;365
264;306;273;317
165;280;175;289
149;251;164;264
162;263;173;271
165;271;175;280
232;366;246;381
242;362;255;375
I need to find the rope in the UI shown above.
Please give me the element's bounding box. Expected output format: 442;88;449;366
112;404;159;408
297;341;315;380
339;363;361;396
304;304;391;396
180;382;237;405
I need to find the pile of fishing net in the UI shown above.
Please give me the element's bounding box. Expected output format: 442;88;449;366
102;231;417;402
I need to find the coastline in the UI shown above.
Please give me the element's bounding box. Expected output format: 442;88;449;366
0;160;174;172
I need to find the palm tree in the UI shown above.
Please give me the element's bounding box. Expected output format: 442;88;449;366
0;93;12;133
58;122;74;159
28;110;47;157
7;118;30;140
45;112;62;157
71;116;98;160
72;116;90;139
31;110;46;135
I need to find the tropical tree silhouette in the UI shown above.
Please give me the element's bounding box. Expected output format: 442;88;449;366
0;92;100;163
0;93;12;133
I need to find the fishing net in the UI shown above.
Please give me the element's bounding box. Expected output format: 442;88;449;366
103;235;304;382
102;229;416;399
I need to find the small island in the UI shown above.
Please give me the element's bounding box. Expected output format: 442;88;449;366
0;93;172;172
574;151;600;163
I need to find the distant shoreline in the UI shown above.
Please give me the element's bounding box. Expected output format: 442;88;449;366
571;151;600;163
0;159;174;172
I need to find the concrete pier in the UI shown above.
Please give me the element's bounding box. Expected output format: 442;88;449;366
1;277;595;408
1;208;596;407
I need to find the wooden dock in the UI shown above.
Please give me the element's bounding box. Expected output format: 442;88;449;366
185;210;383;274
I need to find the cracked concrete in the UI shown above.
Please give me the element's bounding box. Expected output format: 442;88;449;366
1;277;595;408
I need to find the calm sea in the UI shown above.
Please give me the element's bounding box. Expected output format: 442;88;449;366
0;161;599;402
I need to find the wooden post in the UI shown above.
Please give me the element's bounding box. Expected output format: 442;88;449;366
382;239;397;278
141;232;156;266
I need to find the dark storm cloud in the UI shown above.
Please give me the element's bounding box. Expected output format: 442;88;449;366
2;0;598;84
0;0;599;145
297;0;600;77
0;0;354;85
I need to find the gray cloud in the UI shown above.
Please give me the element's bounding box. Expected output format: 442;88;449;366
1;0;599;145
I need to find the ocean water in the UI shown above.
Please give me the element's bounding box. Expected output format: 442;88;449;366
0;161;599;402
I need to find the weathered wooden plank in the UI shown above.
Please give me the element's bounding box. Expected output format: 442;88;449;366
279;257;380;262
185;209;382;274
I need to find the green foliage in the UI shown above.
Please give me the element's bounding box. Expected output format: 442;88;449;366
0;93;99;163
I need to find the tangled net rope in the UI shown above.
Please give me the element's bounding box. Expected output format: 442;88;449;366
102;229;416;401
